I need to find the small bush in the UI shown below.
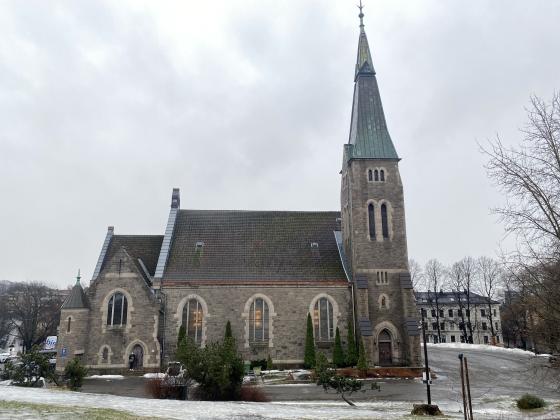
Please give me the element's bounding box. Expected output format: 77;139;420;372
145;378;188;400
517;394;546;410
239;385;270;402
64;358;88;390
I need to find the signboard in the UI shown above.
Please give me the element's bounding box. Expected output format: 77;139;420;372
44;336;57;351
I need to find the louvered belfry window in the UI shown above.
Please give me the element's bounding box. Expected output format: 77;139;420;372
368;203;376;238
249;298;269;342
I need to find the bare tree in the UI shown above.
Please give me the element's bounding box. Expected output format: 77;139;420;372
5;282;63;352
482;93;560;353
424;259;447;343
448;262;469;343
476;256;503;344
409;258;425;291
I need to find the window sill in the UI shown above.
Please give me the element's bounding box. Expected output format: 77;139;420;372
249;341;269;348
315;341;334;349
106;325;126;330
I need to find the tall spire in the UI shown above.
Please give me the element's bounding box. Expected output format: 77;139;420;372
347;5;398;161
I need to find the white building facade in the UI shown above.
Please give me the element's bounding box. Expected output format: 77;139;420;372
416;292;502;345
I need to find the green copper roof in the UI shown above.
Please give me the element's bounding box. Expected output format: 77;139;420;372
61;273;89;310
347;21;399;161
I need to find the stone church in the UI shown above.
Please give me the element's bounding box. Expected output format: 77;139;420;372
56;13;421;373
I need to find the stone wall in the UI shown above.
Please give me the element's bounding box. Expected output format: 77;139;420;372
83;248;161;371
341;158;421;366
55;308;89;372
160;284;351;366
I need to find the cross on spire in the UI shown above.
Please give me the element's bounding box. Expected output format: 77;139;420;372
358;0;364;30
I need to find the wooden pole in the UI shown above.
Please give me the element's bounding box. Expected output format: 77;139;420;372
459;353;467;420
464;356;473;420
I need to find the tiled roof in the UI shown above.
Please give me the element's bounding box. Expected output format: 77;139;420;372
163;210;346;282
347;27;398;161
102;235;164;276
61;281;89;309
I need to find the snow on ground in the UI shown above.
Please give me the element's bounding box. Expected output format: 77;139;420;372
425;342;549;357
85;375;124;380
143;373;166;379
1;384;559;419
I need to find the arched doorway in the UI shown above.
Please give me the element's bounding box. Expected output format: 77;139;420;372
132;344;144;369
378;329;392;366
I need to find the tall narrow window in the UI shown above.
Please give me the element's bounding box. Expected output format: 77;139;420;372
67;317;71;333
249;298;269;343
368;203;376;239
368;169;373;181
182;298;203;345
374;169;379;181
380;170;385;181
102;347;109;362
381;203;389;238
107;292;128;326
313;298;334;341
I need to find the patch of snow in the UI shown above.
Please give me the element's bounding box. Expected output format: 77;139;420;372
86;375;124;380
425;342;545;357
0;380;12;386
143;373;166;379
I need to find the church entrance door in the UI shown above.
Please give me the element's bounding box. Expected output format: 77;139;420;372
132;344;144;369
378;329;392;366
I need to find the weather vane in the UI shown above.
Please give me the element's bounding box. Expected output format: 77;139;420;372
358;0;365;28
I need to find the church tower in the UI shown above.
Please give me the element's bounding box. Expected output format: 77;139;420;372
341;5;421;366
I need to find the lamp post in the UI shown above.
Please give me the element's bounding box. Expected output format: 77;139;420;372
421;308;431;404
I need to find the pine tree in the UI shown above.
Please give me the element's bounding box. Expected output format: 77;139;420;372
225;320;232;339
346;319;358;367
176;325;189;365
177;324;187;347
304;313;316;369
332;327;345;368
357;337;368;376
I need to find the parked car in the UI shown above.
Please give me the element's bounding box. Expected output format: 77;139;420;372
0;353;10;363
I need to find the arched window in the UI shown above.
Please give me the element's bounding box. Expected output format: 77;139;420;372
249;298;269;342
381;203;389;239
67;317;71;333
368;169;373;182
107;292;128;326
102;347;109;363
380;169;385;182
368;203;376;239
374;169;379;181
182;298;203;345
313;298;334;341
381;296;386;308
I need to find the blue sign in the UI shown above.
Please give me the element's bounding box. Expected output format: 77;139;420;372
61;347;67;358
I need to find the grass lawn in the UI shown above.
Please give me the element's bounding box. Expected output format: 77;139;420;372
0;400;158;419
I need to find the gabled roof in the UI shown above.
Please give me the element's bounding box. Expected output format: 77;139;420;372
347;20;399;161
102;235;164;277
162;210;346;283
61;280;89;310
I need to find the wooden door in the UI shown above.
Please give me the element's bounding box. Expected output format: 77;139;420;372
132;344;144;369
379;342;392;366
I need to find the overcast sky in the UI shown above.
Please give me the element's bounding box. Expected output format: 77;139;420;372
1;0;559;289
